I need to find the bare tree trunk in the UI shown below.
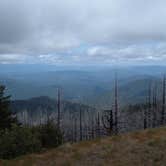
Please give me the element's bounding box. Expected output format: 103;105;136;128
147;82;152;128
161;75;166;125
152;83;157;128
114;73;118;134
74;117;77;142
91;116;95;139
57;88;61;129
96;112;101;137
79;109;83;141
144;108;147;129
85;124;88;140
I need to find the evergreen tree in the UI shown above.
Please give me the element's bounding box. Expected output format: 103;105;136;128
0;85;18;130
102;109;113;135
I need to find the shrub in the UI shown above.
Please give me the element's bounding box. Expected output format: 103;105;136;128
0;124;41;159
38;120;63;148
0;121;63;159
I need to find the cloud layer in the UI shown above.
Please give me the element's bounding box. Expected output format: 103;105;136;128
0;0;166;64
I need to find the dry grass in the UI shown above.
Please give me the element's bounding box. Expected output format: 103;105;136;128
1;127;166;166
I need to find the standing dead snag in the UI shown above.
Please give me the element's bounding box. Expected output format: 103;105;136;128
161;75;166;125
147;82;152;128
144;82;152;130
96;112;101;137
57;88;61;129
79;108;83;141
152;83;157;128
102;109;113;135
91;116;95;139
144;108;147;129
114;73;118;134
74;117;77;142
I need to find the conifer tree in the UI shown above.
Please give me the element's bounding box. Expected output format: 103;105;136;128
0;85;18;130
102;109;113;135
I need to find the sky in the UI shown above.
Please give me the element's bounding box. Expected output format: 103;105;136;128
0;0;166;65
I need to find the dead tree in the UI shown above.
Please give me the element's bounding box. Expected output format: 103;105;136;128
144;108;147;129
79;108;83;141
152;83;157;128
70;113;74;143
84;123;88;140
147;82;152;128
114;73;118;134
71;119;74;143
57;88;61;129
96;112;101;137
74;117;77;142
102;109;113;135
91;115;95;139
144;82;152;129
161;75;166;125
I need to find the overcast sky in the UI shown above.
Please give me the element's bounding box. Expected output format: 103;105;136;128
0;0;166;65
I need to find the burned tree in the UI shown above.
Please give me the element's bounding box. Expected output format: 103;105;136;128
57;88;61;129
143;82;151;129
91;115;95;139
79;108;83;141
74;117;77;142
147;82;152;128
114;73;118;134
143;107;147;129
96;112;101;137
152;83;157;128
161;75;166;125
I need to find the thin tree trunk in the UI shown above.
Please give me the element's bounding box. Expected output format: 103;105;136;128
74;117;77;142
148;82;151;128
79;109;83;141
91;116;95;139
152;83;157;128
57;88;61;129
161;76;166;125
114;73;118;134
96;112;101;137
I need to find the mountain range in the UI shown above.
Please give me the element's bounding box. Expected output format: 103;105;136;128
1;64;166;109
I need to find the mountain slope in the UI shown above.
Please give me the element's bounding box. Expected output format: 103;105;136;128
86;76;162;109
1;127;166;166
11;96;95;114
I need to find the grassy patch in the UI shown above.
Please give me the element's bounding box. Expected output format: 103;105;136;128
2;127;166;166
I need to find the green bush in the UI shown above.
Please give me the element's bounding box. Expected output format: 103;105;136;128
38;120;63;148
0;124;41;159
0;121;63;159
0;120;63;159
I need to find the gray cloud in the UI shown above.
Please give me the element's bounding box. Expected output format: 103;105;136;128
0;0;166;64
87;42;166;64
0;54;27;64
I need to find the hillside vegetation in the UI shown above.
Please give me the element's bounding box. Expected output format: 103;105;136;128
1;127;166;166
